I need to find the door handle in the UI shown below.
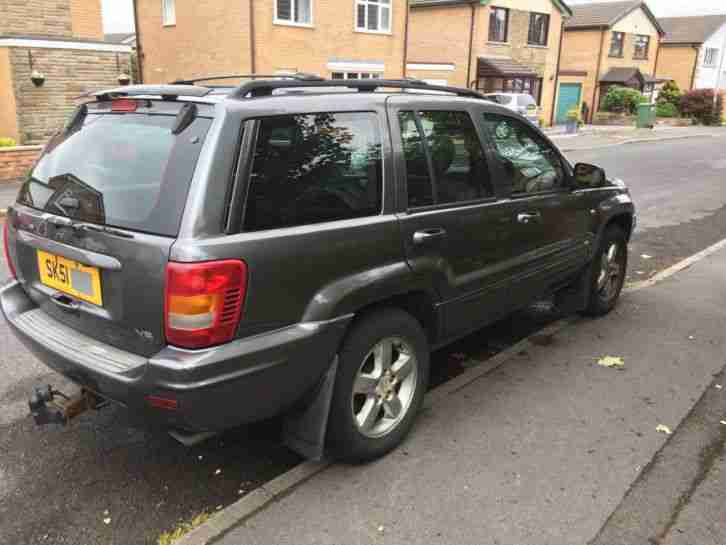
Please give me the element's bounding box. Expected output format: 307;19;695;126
516;212;541;225
50;293;80;311
413;228;447;245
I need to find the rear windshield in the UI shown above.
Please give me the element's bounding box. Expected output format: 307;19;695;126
18;112;211;236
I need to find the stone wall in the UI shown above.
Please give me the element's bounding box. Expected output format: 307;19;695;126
0;145;41;183
9;47;131;144
0;0;73;38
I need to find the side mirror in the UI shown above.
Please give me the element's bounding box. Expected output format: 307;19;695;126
572;162;606;189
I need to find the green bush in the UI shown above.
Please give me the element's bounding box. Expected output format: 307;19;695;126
656;102;678;118
0;137;17;147
657;80;683;111
601;86;646;115
680;89;724;125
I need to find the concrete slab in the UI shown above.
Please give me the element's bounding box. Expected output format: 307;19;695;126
0;181;20;213
217;250;726;545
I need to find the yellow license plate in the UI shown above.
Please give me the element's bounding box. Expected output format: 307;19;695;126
37;250;103;306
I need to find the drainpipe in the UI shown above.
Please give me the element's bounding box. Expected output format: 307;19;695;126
403;0;410;77
689;45;699;90
550;19;565;126
590;29;606;123
466;2;476;88
132;0;144;83
249;0;256;73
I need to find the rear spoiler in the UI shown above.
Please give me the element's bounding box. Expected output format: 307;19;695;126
89;84;211;101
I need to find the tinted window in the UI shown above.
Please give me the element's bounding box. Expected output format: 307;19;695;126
483;113;565;194
18;113;210;236
243;113;382;232
489;7;509;42
399;111;493;208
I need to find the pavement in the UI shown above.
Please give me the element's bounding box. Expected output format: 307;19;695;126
0;180;20;213
210;246;726;545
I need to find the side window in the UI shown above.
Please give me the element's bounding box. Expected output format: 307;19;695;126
483;113;565;195
243;113;382;232
398;110;494;208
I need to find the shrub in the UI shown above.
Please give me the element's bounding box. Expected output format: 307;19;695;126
680;89;724;125
0;137;17;147
601;86;646;115
657;80;682;111
656;102;678;118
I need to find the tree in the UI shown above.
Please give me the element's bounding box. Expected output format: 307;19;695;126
680;89;724;125
656;80;682;111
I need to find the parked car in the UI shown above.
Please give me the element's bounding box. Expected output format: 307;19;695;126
1;77;634;462
482;92;540;124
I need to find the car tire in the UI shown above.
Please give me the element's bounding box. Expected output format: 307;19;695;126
326;308;429;463
582;225;628;316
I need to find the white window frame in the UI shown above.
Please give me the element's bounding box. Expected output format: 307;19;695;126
355;0;392;35
274;0;314;28
162;0;176;26
704;48;719;67
331;72;382;80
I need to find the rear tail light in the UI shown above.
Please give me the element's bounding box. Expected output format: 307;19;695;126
164;260;247;349
3;220;17;279
111;98;139;112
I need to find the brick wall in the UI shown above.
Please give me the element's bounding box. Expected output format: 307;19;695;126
70;0;104;40
0;146;41;183
656;45;699;92
9;47;131;144
0;0;73;38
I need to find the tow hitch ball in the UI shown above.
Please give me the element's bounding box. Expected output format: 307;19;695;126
28;385;105;426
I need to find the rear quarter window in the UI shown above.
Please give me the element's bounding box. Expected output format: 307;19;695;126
18;112;211;236
242;112;383;232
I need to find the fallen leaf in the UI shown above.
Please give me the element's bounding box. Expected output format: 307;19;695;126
636;271;645;275
377;525;385;534
103;518;111;525
688;335;695;340
716;384;723;390
597;356;625;369
216;505;223;511
214;469;221;475
103;510;109;516
656;424;672;435
720;421;726;426
641;254;653;260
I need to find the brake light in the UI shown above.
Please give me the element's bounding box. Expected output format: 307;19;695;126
111;98;138;112
164;260;247;349
2;220;17;279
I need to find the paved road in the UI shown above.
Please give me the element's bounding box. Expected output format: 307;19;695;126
1;134;726;544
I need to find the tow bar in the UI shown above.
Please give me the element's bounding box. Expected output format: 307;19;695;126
28;385;106;426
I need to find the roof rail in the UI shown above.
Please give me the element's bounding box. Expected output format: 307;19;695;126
93;84;212;100
228;78;484;100
171;73;325;85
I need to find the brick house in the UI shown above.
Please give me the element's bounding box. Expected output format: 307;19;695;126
134;0;407;84
0;0;133;144
406;0;573;126
656;15;726;92
557;0;664;124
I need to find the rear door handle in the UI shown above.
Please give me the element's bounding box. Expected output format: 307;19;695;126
413;228;447;245
516;212;541;225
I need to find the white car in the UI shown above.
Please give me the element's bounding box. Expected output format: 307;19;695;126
482;93;540;125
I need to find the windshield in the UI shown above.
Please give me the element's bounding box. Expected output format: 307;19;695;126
18;112;211;236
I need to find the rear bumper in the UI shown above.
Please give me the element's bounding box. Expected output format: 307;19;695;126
1;280;351;432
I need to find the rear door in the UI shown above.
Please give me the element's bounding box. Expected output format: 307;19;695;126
9;100;213;356
480;112;592;308
388;97;520;341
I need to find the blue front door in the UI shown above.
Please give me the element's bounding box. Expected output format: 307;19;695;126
556;83;582;124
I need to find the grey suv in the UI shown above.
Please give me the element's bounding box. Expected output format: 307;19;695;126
1;77;634;462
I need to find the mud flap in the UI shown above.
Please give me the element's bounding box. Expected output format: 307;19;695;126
555;263;592;314
282;356;338;460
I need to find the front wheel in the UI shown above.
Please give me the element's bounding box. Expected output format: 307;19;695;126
326;309;429;463
582;225;628;316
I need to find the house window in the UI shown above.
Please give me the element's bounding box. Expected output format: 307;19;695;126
162;0;175;26
609;32;624;57
704;48;719;66
356;0;391;33
331;72;381;79
528;13;549;46
275;0;312;25
489;7;509;42
633;35;650;59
